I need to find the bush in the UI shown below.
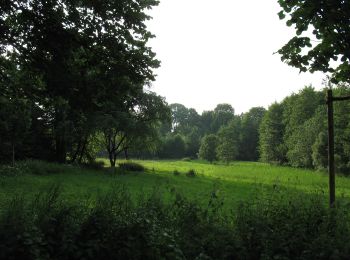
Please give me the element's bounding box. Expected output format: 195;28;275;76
173;170;181;176
186;169;196;177
16;160;67;175
0;160;68;176
118;162;145;172
0;165;24;176
81;160;105;170
181;157;192;162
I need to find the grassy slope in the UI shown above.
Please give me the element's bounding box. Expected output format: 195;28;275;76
1;159;350;209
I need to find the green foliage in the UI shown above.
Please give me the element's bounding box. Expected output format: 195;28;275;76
235;190;350;259
239;107;266;161
216;117;241;163
0;0;161;164
173;170;181;176
278;0;350;83
160;134;186;159
312;131;328;170
0;160;68;176
286;107;326;168
1;183;350;259
81;160;105;171
199;134;219;163
118;162;145;172
211;103;235;133
0;165;24;177
259;102;287;164
0;96;31;164
259;85;350;172
186;169;196;177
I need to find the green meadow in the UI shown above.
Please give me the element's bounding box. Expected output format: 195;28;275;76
1;159;350;209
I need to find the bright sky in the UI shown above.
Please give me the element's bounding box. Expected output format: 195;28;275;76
146;0;326;114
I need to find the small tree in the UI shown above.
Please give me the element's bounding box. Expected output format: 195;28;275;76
199;134;219;163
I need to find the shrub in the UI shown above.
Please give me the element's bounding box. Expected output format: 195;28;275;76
173;170;181;176
0;165;24;176
16;160;66;175
118;162;145;172
81;160;105;170
181;157;192;162
186;169;196;177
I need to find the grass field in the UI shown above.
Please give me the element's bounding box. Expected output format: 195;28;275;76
2;159;350;259
1;159;350;209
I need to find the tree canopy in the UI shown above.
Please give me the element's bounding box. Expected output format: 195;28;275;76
277;0;350;83
0;0;162;164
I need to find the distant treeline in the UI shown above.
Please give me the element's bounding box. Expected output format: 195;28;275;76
130;85;350;172
130;103;266;163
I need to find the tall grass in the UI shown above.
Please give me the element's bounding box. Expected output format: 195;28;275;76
1;184;350;259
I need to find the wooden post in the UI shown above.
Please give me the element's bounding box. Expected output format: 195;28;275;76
327;89;335;207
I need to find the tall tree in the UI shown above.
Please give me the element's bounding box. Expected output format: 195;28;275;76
239;107;266;161
211;104;235;133
0;0;160;163
217;118;241;164
259;102;286;164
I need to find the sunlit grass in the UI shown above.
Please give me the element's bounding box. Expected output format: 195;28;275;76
1;159;350;210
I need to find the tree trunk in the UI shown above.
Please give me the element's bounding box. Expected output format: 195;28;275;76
109;152;116;167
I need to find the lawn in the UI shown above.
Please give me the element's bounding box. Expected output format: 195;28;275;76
1;159;350;209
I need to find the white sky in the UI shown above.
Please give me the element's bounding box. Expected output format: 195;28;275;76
146;0;326;114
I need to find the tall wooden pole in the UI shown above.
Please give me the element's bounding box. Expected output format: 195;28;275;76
327;89;335;207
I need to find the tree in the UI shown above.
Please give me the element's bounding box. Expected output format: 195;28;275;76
286;107;325;168
199;134;219;163
312;131;328;170
184;127;201;158
200;111;215;135
0;0;160;163
282;87;324;167
259;102;286;164
277;0;350;83
211;104;235;132
217;118;240;164
99;92;170;167
169;104;201;135
160;134;186;159
239;107;266;161
170;103;189;131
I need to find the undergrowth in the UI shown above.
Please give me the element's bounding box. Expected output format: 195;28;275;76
1;184;350;259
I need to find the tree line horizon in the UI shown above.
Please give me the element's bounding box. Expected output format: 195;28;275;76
1;0;350;173
124;83;350;174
